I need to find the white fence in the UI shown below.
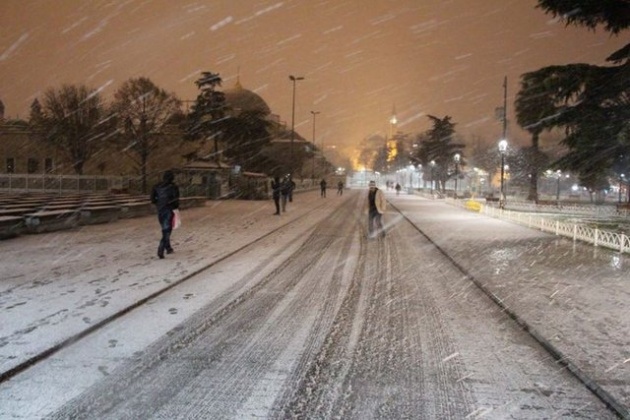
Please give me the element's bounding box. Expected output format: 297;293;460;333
505;200;626;217
467;202;630;254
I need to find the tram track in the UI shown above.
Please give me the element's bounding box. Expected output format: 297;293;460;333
388;200;628;419
0;192;622;419
0;196;336;386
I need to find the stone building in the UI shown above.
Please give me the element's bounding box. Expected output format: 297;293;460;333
0;79;320;194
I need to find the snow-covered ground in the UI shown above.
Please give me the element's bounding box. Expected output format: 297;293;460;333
0;189;627;419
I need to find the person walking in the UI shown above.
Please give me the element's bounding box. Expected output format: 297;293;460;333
395;183;401;195
320;179;327;197
271;176;282;215
288;176;296;202
280;176;291;212
337;180;344;195
151;170;180;259
367;180;386;239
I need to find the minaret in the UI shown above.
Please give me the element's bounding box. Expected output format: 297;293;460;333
389;104;397;139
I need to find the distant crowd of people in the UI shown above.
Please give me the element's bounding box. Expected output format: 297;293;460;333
150;169;390;260
319;179;345;198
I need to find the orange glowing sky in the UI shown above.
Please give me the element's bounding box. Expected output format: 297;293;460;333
1;0;626;160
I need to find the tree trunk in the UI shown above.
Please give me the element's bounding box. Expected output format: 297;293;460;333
141;151;148;194
74;160;84;175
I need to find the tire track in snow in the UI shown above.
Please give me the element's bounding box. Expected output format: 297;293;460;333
48;195;364;419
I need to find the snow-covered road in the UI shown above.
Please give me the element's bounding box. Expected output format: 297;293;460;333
0;190;624;419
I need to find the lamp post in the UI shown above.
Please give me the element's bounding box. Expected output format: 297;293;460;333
310;110;320;182
289;75;304;174
556;170;562;203
498;139;507;208
453;153;461;198
430;160;436;195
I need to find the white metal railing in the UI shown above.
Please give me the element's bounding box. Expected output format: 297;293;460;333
501;200;625;217
454;199;630;254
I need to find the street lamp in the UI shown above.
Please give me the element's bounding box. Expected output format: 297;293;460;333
555;170;562;203
498;139;508;208
289;75;304;174
453;153;461;198
310;110;320;182
430;160;436;195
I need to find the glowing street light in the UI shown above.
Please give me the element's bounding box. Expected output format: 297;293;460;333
289;75;304;173
498;139;508;208
555;170;562;203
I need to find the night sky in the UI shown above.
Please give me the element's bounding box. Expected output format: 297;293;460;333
0;0;626;162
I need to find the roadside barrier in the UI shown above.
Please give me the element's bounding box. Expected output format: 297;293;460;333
459;199;630;254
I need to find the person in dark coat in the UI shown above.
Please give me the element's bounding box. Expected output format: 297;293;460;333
151;170;180;259
320;179;327;197
288;176;296;202
280;176;291;212
271;176;282;215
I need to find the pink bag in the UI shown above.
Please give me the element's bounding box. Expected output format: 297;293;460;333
172;209;181;229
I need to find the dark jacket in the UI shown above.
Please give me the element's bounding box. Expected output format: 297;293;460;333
151;181;180;212
280;179;292;196
271;178;281;199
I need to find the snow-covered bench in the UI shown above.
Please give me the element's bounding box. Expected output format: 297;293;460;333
24;210;80;233
80;205;122;225
119;201;154;219
178;196;206;209
0;216;24;239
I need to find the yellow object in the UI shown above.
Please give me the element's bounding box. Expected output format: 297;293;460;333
465;200;482;212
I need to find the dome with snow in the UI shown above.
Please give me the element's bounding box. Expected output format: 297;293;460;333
224;79;271;115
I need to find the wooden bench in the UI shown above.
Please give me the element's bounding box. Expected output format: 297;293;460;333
39;204;82;212
0;216;25;239
178;196;206;209
0;207;39;217
1;203;47;210
119;202;154;219
80;205;122;225
23;210;80;233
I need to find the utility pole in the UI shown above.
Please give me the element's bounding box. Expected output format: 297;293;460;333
289;75;304;175
502;76;508;140
311;110;320;181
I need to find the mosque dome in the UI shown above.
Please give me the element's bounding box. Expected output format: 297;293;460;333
223;79;271;115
